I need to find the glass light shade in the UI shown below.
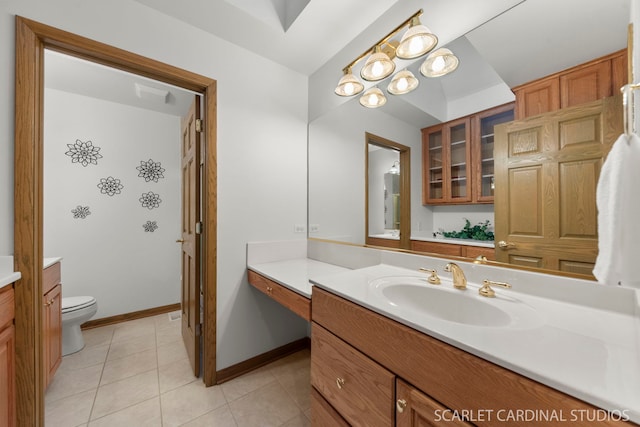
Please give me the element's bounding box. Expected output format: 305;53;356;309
389;161;400;174
360;46;396;81
359;87;387;108
420;48;459;77
387;70;419;95
334;69;364;96
396;18;438;59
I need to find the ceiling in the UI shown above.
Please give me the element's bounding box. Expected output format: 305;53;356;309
45;0;631;126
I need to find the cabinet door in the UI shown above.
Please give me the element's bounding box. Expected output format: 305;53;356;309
43;284;62;388
0;325;15;427
410;240;462;257
472;104;514;203
514;76;560;120
560;60;612;109
396;379;473;427
422;118;471;204
422;125;445;203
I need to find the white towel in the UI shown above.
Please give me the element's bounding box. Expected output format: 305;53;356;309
593;133;640;288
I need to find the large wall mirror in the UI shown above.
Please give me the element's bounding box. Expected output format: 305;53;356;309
308;0;630;278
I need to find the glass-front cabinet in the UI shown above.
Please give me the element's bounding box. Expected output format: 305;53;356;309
472;104;515;203
422;103;514;205
422;117;471;204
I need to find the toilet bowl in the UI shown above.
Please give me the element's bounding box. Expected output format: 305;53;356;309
61;296;97;356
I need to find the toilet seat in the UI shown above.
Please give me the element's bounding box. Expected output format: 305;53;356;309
62;296;96;314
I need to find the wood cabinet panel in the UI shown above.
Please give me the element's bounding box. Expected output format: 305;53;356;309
396;379;473;427
462;245;495;261
366;236;401;249
43;283;61;388
43;261;60;295
311;323;394;427
560;60;612;109
514;76;560;120
311;387;350;427
611;50;629;91
312;287;630;427
410;240;462;257
247;270;310;321
0;285;16;427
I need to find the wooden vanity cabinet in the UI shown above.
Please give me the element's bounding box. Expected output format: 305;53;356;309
513;49;627;120
311;287;633;427
0;284;16;427
247;270;311;321
43;262;62;388
410;240;496;261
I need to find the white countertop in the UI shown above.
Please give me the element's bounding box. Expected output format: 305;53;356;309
0;256;21;289
411;236;495;248
310;263;640;423
247;258;350;298
44;257;63;269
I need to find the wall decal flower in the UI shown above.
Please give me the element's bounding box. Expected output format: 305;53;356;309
65;139;103;167
143;220;158;232
97;176;124;196
136;159;165;182
139;191;162;209
71;205;91;219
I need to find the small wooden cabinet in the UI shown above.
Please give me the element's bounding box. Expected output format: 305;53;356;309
247;270;311;321
0;284;16;427
422;103;514;205
513;49;627;119
43;262;62;388
410;240;496;261
396;379;473;427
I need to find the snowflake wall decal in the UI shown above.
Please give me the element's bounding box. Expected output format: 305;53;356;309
136;159;165;182
65;139;103;167
143;221;158;232
139;191;162;209
71;205;91;219
97;176;124;196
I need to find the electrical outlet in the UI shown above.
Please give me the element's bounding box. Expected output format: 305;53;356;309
309;224;319;233
294;224;306;233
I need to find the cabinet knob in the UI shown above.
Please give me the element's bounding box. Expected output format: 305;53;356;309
176;239;184;243
498;240;516;249
396;399;407;413
266;286;273;295
335;377;345;389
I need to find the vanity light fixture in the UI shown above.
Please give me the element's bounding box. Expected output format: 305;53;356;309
395;17;438;59
387;69;419;95
359;87;387;108
335;9;459;108
334;66;364;96
420;48;460;78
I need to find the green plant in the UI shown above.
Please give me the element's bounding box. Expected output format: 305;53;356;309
437;219;494;241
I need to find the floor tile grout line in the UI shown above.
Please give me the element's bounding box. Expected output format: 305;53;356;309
86;326;114;423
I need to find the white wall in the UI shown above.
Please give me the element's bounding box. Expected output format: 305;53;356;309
431;205;495;237
44;88;181;319
1;0;308;370
308;99;431;243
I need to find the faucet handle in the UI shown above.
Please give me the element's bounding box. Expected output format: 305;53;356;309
419;268;441;285
479;279;512;298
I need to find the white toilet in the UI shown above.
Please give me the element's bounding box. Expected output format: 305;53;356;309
61;296;98;356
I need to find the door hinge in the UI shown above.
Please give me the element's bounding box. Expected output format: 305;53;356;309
195;323;202;336
195;221;203;234
195;118;203;132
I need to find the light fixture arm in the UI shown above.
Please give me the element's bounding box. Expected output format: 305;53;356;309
341;9;424;73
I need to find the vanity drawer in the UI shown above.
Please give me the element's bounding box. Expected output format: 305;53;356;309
0;286;15;330
311;387;350;427
311;323;394;427
43;262;61;295
248;270;310;321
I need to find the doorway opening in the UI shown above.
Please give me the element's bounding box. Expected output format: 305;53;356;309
14;16;217;426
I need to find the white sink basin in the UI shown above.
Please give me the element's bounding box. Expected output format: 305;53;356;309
369;276;543;329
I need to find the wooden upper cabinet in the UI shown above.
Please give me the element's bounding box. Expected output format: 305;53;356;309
422;103;514;205
514;49;627;120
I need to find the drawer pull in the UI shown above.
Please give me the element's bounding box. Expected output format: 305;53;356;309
336;377;345;389
266;286;273;295
396;399;407;413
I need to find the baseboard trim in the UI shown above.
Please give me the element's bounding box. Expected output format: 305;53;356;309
216;337;310;384
81;303;181;330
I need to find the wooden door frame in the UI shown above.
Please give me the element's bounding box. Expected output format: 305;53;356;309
364;132;411;250
14;16;217;426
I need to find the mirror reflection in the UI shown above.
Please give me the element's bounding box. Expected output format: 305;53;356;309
308;1;629;277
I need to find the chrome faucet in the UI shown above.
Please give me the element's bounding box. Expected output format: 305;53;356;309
444;263;467;290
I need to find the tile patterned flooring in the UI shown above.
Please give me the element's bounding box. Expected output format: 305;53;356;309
45;313;311;426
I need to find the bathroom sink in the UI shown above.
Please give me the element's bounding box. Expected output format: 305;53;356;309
369;276;542;329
